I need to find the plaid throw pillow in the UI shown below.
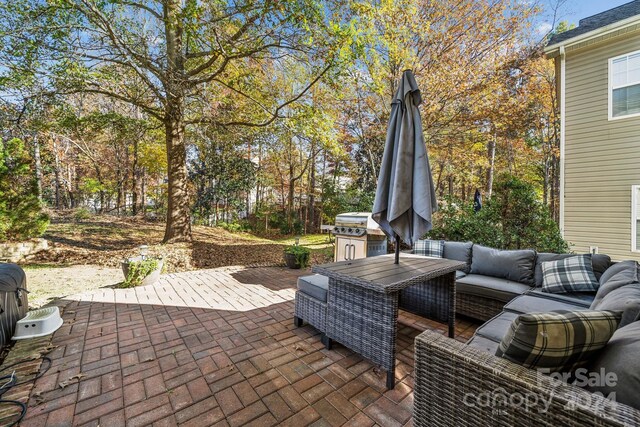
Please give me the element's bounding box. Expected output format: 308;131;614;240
496;310;621;372
413;239;444;257
541;254;599;293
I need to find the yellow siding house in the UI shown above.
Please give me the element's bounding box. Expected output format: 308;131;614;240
545;0;640;261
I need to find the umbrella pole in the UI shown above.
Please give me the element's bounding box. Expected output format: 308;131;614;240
394;235;400;264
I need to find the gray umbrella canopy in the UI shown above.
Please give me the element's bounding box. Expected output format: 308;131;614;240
372;70;437;250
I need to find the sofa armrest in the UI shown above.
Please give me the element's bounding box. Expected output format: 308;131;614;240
414;330;640;427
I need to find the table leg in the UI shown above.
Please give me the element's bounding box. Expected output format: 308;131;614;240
326;279;399;390
447;271;456;338
386;369;395;389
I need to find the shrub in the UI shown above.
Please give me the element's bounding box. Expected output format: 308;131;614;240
122;257;161;288
0;138;49;242
284;245;310;268
73;207;92;222
428;175;568;253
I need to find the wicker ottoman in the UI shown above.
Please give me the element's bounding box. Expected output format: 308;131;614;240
293;274;331;347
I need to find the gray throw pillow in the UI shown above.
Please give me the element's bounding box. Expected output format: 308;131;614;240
534;253;612;287
591;281;640;327
443;241;473;273
496;310;621;372
592;260;638;307
541;254;599;294
591;254;614;281
470;245;536;285
598;260;638;288
413;239;444;257
587;321;640;410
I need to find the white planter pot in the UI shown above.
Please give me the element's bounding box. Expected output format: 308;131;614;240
121;256;164;286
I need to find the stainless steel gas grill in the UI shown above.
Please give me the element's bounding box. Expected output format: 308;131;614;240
332;212;388;262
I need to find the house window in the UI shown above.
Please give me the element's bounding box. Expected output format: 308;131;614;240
633;185;640;252
610;51;640;119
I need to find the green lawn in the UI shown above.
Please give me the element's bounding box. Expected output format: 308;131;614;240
276;233;334;248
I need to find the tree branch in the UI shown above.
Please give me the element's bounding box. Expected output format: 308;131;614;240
113;0;163;20
70;86;164;120
76;0;165;85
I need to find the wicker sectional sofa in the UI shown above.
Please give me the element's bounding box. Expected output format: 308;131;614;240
406;241;612;322
413;250;640;426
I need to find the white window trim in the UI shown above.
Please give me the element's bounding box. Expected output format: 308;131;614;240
608;49;640;121
632;185;640;253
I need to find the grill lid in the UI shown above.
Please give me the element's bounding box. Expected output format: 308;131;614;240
334;212;385;236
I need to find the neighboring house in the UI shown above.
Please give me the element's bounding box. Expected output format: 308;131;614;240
545;0;640;260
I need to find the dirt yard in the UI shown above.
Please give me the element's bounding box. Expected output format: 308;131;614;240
27;216;333;272
22;215;334;308
24;265;122;308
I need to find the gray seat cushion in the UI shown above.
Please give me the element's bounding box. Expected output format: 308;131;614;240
470;245;536;285
534;253;612;287
456;274;532;303
474;311;519;342
443;241;473;273
527;289;594;307
297;274;329;302
504;293;588;314
455;270;467;280
587;320;640;410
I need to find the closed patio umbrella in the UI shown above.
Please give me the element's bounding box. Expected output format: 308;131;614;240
372;70;437;264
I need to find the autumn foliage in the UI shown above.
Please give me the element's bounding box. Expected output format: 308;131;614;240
0;0;563;241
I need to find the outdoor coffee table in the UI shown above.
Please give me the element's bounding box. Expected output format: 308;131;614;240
312;254;465;389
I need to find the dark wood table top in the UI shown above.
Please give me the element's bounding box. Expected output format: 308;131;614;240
312;254;466;293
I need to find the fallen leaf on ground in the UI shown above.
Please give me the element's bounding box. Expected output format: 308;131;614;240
40;345;58;355
31;391;44;404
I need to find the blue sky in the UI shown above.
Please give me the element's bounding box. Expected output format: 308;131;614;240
535;0;632;36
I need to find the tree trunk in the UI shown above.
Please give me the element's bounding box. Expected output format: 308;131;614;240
163;107;192;242
307;141;316;233
132;111;142;215
33;136;43;202
318;150;326;227
542;157;549;207
162;0;192;242
141;168;146;214
288;172;295;231
486;136;496;199
116;159;122;215
52;136;59;208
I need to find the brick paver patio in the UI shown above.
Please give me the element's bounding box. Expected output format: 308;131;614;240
16;266;477;426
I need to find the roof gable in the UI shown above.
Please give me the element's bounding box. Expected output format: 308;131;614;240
548;0;640;46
